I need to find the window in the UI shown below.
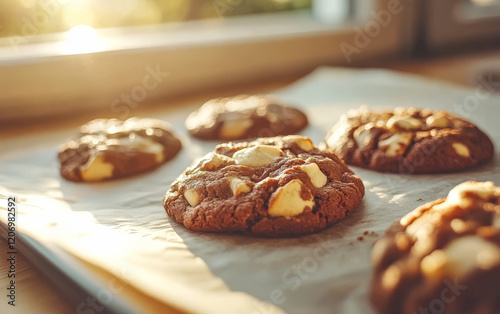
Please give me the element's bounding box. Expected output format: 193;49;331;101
467;0;500;19
425;0;500;52
0;1;446;121
0;0;313;39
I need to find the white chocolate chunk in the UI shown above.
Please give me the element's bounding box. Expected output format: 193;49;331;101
80;155;114;181
450;219;467;233
219;118;254;139
233;145;283;167
184;189;199;207
147;145;165;163
387;116;423;130
128;135;164;163
228;177;252;196
452;142;470;158
225;95;263;112
445;181;495;209
355;132;370;148
197;152;233;171
282;135;314;151
105;139;121;146
353;126;371;148
299;163;327;188
80;135;94;144
450;181;496;200
381;265;401;290
442;236;500;276
108;134;165;163
378;133;412;156
268;179;314;217
426;114;450;128
187;103;217;128
66;140;79;149
353;123;376;148
493;215;500;228
420;250;448;279
406;221;435;254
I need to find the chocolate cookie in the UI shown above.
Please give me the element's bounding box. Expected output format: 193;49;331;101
58;118;181;182
371;181;500;314
185;94;308;141
323;107;494;173
163;135;364;236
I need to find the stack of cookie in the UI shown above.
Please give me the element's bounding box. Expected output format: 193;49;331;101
57;94;498;313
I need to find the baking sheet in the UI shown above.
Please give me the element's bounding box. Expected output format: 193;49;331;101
1;67;500;314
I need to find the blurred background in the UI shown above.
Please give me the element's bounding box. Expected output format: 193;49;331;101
0;0;499;125
0;0;312;36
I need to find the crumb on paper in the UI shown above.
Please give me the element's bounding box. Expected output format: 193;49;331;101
356;232;378;241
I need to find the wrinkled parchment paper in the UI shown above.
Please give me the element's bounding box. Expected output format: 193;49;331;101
1;67;499;314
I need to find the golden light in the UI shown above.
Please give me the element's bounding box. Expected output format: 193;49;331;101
61;25;104;54
472;0;498;5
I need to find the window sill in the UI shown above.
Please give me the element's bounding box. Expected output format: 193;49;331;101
0;9;404;122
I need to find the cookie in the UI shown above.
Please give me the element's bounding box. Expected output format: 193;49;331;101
185;94;308;141
58;118;181;182
163;135;364;236
323;107;494;173
371;181;500;314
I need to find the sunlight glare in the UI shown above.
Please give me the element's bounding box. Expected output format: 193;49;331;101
62;25;103;54
471;0;498;5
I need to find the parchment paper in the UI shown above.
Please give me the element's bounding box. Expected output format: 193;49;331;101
1;67;499;314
